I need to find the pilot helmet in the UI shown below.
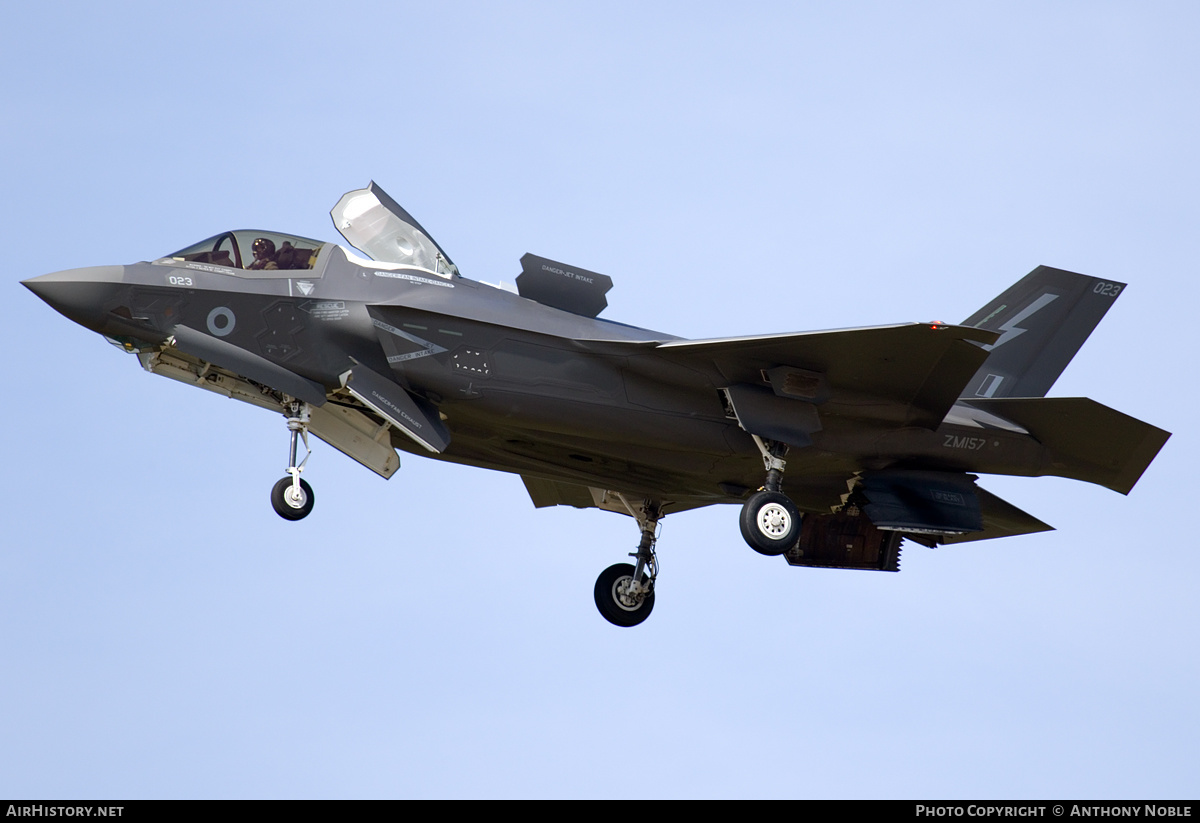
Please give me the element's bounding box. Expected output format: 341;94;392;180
252;237;276;258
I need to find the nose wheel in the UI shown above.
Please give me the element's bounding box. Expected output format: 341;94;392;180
271;400;315;521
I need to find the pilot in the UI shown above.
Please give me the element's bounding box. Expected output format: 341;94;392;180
248;237;278;270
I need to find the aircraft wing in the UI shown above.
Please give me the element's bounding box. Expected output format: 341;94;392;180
654;323;999;429
520;474;716;517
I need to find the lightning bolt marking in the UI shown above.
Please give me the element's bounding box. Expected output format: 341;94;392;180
983;293;1058;351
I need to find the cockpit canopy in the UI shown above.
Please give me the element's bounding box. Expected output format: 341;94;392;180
164;230;326;272
331;183;458;279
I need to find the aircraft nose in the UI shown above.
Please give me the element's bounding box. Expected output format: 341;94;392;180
22;266;126;332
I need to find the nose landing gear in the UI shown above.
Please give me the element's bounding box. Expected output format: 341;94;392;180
270;400;315;521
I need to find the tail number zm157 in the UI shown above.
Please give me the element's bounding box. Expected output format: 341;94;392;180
944;435;988;450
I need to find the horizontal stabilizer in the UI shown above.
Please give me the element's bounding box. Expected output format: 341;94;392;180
857;470;1054;544
170;324;327;406
963;266;1124;399
859;469;984;535
967;397;1170;494
516;253;613;318
939;487;1053;544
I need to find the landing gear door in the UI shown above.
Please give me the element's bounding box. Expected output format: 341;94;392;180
330;181;459;278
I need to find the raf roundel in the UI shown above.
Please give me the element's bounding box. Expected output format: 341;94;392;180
206;306;236;337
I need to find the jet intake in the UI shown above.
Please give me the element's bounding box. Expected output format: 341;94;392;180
515;253;613;318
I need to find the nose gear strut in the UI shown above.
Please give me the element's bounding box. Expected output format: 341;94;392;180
270;399;315;520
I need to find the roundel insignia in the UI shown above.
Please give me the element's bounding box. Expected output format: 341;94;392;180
207;306;236;337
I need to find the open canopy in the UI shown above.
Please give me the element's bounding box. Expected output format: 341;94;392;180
330;181;458;278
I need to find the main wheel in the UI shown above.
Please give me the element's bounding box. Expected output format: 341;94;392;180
739;490;800;556
594;563;655;627
271;476;314;521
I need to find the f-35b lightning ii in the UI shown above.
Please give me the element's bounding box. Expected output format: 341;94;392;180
23;182;1170;626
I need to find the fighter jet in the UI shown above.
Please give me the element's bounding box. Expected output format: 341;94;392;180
23;182;1170;627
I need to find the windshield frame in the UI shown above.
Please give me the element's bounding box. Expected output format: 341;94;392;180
155;230;330;279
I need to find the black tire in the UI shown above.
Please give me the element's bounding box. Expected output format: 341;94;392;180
271;476;314;521
594;563;655;627
739;490;800;556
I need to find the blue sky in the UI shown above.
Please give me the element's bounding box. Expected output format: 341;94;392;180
2;1;1196;798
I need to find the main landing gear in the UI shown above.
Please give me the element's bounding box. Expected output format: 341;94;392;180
739;436;800;556
270;400;315;521
594;499;661;627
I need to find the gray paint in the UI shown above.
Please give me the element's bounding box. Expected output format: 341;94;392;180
20;184;1171;585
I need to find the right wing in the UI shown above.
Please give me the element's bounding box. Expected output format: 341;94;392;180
654;323;999;430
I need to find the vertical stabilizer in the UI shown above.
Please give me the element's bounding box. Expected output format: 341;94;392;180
961;266;1124;399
